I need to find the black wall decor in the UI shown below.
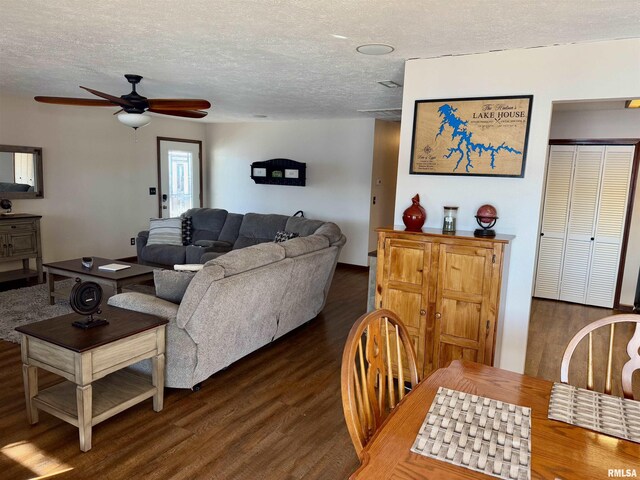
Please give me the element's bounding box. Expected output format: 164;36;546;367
250;158;306;186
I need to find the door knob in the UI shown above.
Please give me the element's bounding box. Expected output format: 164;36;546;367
435;312;442;319
420;309;426;316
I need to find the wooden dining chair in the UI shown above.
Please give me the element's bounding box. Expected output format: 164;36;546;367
341;309;419;459
560;314;640;399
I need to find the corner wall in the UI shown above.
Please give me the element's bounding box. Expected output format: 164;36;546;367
396;39;640;372
549;107;640;307
0;95;206;265
205;119;376;266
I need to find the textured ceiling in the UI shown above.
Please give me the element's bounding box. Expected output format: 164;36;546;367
0;0;639;122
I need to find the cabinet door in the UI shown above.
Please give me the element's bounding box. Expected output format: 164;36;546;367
377;237;431;375
433;244;495;368
7;231;38;256
0;234;7;258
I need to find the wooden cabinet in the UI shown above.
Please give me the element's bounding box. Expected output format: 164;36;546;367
375;228;512;379
0;214;43;283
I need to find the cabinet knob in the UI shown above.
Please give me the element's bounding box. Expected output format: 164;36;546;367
10;225;16;229
435;312;442;319
420;309;426;316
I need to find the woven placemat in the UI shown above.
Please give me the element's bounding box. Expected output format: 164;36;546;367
548;382;640;443
411;387;531;480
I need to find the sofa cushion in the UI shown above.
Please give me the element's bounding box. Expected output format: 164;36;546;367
183;208;228;243
284;216;325;237
280;234;330;258
141;244;187;265
274;231;299;243
154;270;196;304
185;245;206;264
234;213;289;249
209;242;285;276
181;216;193;245
313;222;343;244
218;213;244;244
147;217;183;246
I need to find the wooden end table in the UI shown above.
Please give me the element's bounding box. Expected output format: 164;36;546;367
16;305;168;452
43;257;156;305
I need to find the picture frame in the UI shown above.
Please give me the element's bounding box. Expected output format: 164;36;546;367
409;95;533;177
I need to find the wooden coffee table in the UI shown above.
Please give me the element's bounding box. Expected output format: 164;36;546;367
44;257;156;305
16;306;168;452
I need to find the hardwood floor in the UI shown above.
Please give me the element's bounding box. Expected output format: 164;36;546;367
0;265;367;480
525;297;639;399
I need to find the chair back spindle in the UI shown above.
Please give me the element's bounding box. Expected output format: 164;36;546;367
561;314;640;399
341;309;419;458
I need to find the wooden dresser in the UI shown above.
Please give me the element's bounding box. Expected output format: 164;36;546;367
375;227;513;379
0;214;43;283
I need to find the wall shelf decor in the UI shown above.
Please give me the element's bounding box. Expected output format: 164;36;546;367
250;159;306;186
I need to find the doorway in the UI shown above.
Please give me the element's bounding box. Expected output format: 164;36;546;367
157;137;203;218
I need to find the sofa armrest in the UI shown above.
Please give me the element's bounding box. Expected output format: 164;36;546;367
136;230;149;260
108;292;179;322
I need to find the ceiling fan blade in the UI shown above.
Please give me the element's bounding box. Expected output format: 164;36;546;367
147;99;211;110
79;86;133;107
34;96;116;107
148;109;208;118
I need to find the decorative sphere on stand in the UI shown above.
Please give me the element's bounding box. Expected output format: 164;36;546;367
474;204;498;237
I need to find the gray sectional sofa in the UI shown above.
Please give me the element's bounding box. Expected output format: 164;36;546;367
110;209;346;389
136;208;331;267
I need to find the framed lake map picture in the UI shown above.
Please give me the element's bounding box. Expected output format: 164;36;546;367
410;95;533;177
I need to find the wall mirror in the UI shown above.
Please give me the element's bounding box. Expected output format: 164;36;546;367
0;145;44;198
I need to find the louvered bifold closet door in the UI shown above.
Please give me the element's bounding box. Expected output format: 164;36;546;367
534;146;576;299
559;146;605;304
586;146;635;307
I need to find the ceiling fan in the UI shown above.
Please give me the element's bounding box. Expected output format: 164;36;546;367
34;74;211;128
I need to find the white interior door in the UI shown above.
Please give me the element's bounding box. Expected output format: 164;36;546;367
534;145;575;299
158;139;202;218
586;145;635;307
559;146;604;304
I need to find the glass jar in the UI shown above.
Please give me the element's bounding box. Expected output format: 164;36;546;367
442;206;458;233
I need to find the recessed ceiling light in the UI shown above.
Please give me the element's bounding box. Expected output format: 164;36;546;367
253;114;268;118
356;44;395;55
625;99;640;108
331;34;348;39
378;80;402;88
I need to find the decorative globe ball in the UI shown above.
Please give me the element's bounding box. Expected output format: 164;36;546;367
0;199;12;210
476;204;498;223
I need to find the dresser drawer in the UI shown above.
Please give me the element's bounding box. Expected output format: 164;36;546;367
0;220;36;234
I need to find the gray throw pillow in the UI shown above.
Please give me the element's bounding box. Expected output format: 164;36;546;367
147;217;183;246
154;269;196;304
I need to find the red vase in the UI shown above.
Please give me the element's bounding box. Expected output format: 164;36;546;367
402;194;426;231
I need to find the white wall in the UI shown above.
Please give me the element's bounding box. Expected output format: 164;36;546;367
368;120;400;251
396;39;640;373
0;95;206;267
206;119;376;266
549;107;640;307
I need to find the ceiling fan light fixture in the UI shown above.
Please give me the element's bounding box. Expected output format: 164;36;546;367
117;112;151;129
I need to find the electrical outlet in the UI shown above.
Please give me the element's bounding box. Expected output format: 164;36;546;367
130;237;136;246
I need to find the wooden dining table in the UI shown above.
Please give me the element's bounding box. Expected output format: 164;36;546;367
350;360;640;479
